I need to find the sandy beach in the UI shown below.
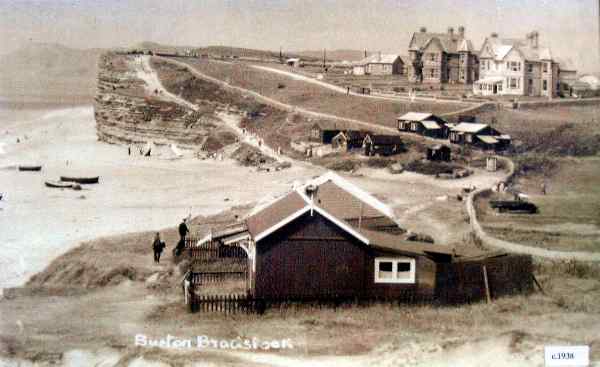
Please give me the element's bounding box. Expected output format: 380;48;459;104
0;105;322;290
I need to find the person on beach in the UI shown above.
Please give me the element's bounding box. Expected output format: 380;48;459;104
152;232;166;263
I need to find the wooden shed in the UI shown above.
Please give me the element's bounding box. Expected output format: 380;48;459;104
363;134;403;156
397;112;448;138
449;123;511;151
426;144;451;162
331;130;370;151
310;122;342;144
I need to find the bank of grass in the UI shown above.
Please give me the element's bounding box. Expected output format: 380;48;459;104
477;157;600;252
169;57;470;128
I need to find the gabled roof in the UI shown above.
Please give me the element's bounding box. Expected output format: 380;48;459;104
480;36;555;63
359;53;402;65
245;172;399;244
457;39;474;52
451;122;489;133
398;112;433;121
477;135;499;144
421;120;441;130
366;134;403;145
409;31;466;54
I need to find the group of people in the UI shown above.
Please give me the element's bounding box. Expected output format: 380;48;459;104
151;217;190;263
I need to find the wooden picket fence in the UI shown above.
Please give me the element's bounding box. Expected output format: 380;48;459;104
189;270;247;285
185;238;247;263
187;290;440;315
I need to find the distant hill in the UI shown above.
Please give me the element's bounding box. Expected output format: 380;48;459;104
296;50;410;63
295;49;369;62
0;43;102;105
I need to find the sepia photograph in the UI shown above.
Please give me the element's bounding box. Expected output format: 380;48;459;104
0;1;599;366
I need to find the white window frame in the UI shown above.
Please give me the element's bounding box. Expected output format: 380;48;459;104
374;257;416;284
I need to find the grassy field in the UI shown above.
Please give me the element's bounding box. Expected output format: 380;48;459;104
476;104;600;156
477;157;600;252
169;57;471;128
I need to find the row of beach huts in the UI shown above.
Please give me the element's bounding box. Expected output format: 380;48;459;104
310;112;511;156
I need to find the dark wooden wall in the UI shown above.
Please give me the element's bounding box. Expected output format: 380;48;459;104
253;211;437;299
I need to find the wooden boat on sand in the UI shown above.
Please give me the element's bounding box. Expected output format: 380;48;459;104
18;165;42;172
45;180;73;189
59;176;99;184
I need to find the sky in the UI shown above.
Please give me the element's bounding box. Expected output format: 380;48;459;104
1;0;598;72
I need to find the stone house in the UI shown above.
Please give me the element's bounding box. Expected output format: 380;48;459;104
408;26;478;84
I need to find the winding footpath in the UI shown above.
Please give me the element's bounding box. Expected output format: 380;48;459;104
135;56;285;162
466;157;600;262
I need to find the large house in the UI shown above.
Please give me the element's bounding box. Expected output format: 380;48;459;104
407;26;479;84
353;53;404;76
474;31;575;97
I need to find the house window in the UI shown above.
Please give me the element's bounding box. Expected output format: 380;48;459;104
510;78;518;88
543;63;548;73
510;61;520;71
430;69;435;78
543;80;547;91
374;258;416;284
497;83;503;92
527;63;533;73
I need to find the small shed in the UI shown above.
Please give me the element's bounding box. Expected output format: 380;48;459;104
363;134;403;156
285;58;302;67
426;144;451;162
331;130;370;151
310;122;342;144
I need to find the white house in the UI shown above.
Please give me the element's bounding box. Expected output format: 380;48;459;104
474;31;571;98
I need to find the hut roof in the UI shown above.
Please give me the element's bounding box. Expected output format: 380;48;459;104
366;134;403;145
451;122;489;133
398;112;433;121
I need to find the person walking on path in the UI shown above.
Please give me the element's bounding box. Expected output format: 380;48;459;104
152;232;166;263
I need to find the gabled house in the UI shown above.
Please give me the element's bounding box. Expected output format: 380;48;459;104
407;26;479;84
474;31;574;97
397;112;448;139
237;172;454;299
355;53;404;75
448;123;511;150
363;134;403;156
331;130;370;151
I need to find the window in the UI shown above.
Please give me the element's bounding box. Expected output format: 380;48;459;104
498;83;503;92
510;78;518;88
543;63;548;73
527;63;533;73
430;69;435;78
429;53;437;62
374;258;416;284
509;61;520;72
543;80;547;91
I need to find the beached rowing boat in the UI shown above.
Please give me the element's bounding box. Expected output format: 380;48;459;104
18;165;42;172
45;180;73;189
59;176;99;184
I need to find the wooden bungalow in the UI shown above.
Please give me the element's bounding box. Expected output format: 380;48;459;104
242;172;454;299
426;144;451;162
448;123;511;151
397;112;448;138
331;130;370;151
310;122;343;144
363;134;403;156
187;172;534;307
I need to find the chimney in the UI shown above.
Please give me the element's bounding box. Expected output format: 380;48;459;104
490;32;498;38
378;51;382;61
420;27;427;33
530;31;539;49
364;49;367;58
447;27;454;37
458;26;465;38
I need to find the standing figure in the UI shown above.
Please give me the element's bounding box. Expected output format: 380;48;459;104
179;218;189;244
152;232;166;263
541;181;547;195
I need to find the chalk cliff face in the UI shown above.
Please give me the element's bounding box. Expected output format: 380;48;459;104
93;52;236;150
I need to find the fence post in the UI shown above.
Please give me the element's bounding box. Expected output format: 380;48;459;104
482;265;492;303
